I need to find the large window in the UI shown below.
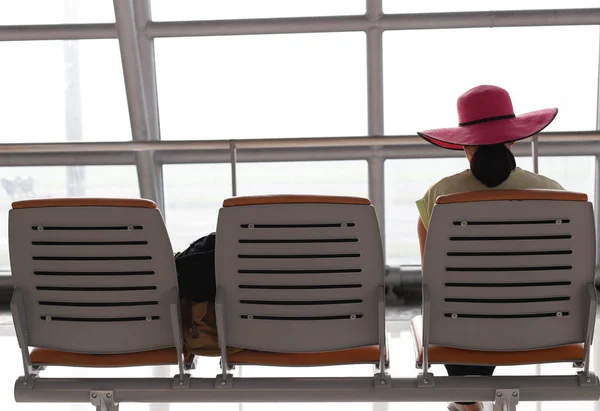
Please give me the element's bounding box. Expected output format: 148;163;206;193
384;0;599;13
155;33;367;140
383;26;599;135
150;0;364;21
0;40;131;143
0;0;114;25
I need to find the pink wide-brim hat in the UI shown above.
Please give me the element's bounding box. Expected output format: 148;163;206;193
417;85;558;151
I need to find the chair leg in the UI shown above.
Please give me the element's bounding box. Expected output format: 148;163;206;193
95;400;119;411
493;389;519;411
91;391;119;411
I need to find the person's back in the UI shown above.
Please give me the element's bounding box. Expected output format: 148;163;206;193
414;85;564;411
417;165;563;230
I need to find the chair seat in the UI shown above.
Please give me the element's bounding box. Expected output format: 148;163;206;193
410;315;584;366
228;345;382;367
30;347;192;368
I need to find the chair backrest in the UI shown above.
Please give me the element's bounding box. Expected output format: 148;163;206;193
423;189;595;351
215;195;384;352
9;198;180;354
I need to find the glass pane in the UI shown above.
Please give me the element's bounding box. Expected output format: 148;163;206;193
163;164;232;253
0;166;139;272
151;0;364;21
384;26;599;135
0;40;131;143
237;161;368;197
0;0;114;25
385;156;533;266
155;33;367;140
539;156;595;206
384;0;599;13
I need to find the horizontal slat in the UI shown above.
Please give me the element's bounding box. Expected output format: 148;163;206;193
239;238;358;244
31;260;158;272
240;299;361;305
235;273;363;286
37;304;162;318
32;241;148;246
32;225;143;231
446;266;572;272
447;250;571;257
445;296;569;303
444;238;574;253
441;286;575;300
238;268;361;274
238;253;360;259
452;219;570;226
36;285;157;292
442;254;573;268
237;287;363;301
38;301;158;307
436;300;573;315
39;315;160;322
443;271;576;285
445;312;568;319
33;256;152;261
239;284;362;290
34;288;161;303
241;223;355;229
27;230;150;242
237;257;363;271
230;226;361;241
241;314;362;321
233;302;367;317
237;241;361;257
445;281;571;287
34;270;154;276
449;235;571;241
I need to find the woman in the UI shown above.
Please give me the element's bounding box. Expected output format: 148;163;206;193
415;85;564;411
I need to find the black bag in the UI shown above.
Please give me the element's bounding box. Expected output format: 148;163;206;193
175;233;217;303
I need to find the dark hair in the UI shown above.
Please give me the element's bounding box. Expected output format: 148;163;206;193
470;144;516;187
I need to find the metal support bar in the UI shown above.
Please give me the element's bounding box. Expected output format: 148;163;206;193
366;0;386;251
3;139;600;167
132;0;161;142
145;9;600;39
230;140;238;197
1;132;599;155
214;287;231;386
583;284;598;378
532;135;539;174
113;0;151;140
135;151;164;211
2;8;599;42
596;156;600;267
14;375;600;403
0;24;117;41
10;289;34;381
420;284;433;385
113;0;165;210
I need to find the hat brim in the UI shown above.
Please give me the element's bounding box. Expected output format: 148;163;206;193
417;108;558;151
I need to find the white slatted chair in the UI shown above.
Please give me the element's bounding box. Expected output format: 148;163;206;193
214;195;387;385
9;198;189;410
412;189;597;410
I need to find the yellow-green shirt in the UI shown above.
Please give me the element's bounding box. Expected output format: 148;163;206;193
416;167;564;230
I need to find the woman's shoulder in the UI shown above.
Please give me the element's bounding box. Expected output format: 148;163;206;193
427;169;480;195
513;168;564;190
